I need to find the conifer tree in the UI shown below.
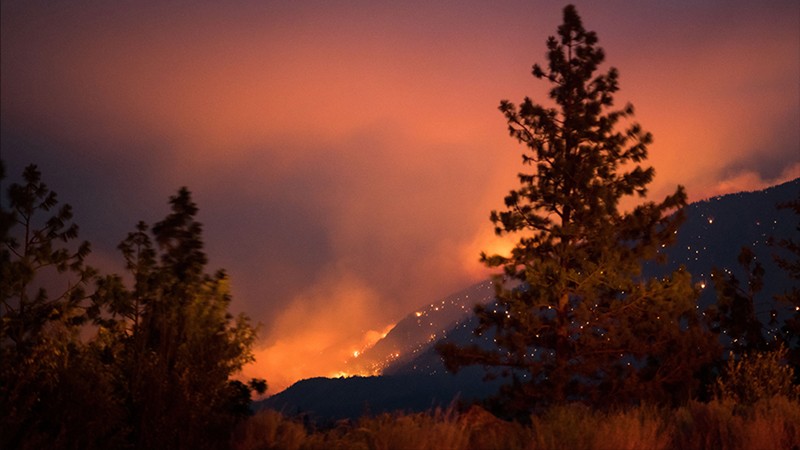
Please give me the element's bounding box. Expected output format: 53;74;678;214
1;164;94;347
438;5;718;411
0;163;107;448
91;188;264;450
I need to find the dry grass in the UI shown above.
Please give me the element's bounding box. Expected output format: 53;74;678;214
231;409;307;450
671;397;800;450
593;406;672;450
233;396;800;450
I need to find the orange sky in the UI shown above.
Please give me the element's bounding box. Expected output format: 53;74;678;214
2;0;798;393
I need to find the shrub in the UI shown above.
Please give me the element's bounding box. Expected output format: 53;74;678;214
715;346;800;405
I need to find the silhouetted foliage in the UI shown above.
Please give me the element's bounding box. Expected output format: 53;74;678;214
772;195;800;373
707;247;769;355
0;164;111;449
0;164;94;345
714;345;799;405
1;163;265;449
437;5;718;414
90;187;264;450
705;193;800;386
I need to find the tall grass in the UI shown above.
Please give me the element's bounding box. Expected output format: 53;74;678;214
233;396;800;450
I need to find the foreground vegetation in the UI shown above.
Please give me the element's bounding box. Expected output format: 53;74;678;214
0;164;265;449
235;319;800;449
234;396;800;450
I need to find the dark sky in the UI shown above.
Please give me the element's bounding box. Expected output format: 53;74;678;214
2;0;798;391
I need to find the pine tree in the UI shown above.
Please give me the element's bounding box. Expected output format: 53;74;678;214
0;163;111;448
91;188;264;450
1;164;94;348
438;5;718;412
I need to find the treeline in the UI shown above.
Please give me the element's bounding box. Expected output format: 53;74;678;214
1;163;265;450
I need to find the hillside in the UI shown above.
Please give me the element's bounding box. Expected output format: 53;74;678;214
259;179;799;421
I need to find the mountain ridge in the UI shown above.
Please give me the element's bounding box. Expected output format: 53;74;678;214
258;178;799;421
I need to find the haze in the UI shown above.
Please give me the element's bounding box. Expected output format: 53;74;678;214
2;0;798;392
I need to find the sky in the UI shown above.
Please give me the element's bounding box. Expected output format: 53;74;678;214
2;0;799;393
